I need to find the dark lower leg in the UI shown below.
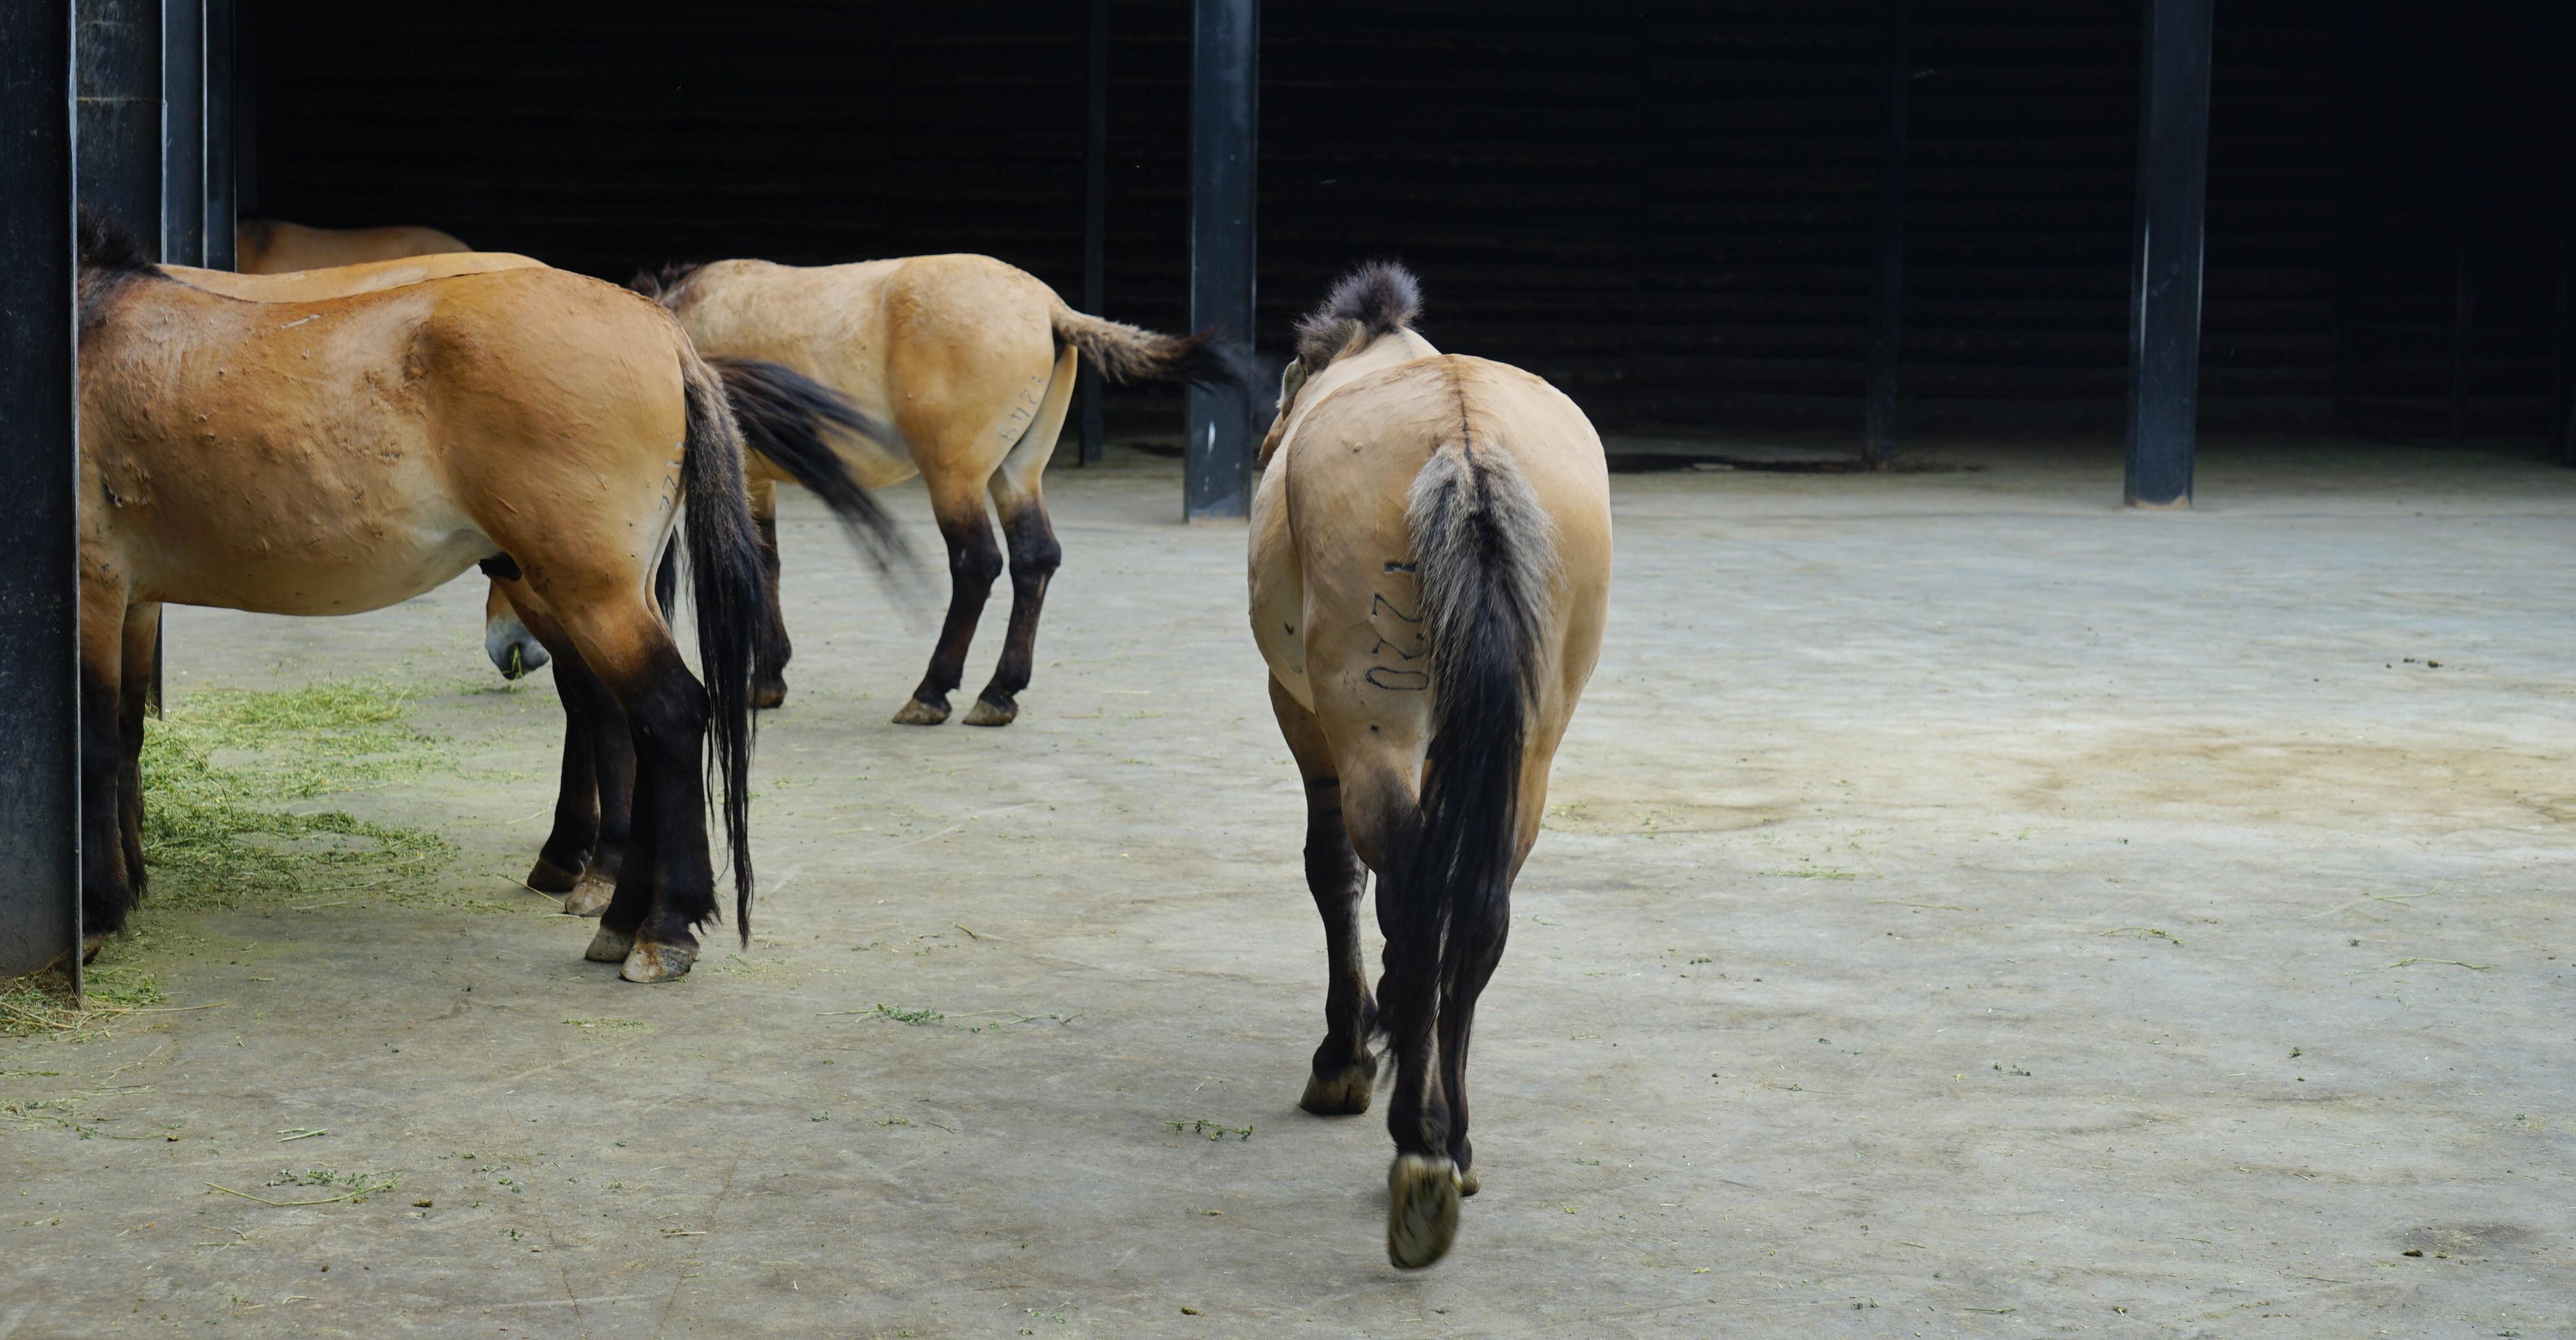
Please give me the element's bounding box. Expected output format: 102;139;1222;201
750;507;792;709
1377;885;1452;1161
969;501;1062;723
117;607;156;898
899;509;1002;722
79;666;133;940
1301;781;1378;1112
1439;921;1509;1181
609;646;718;951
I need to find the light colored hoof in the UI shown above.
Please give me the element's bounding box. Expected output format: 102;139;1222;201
1458;1167;1481;1198
561;872;616;918
80;934;109;966
961;697;1018;728
1386;1154;1462;1270
890;697;950;726
526;855;582;894
1300;1064;1374;1116
752;681;788;711
620;941;697;984
584;925;635;963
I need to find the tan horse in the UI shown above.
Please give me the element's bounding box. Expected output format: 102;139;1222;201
234;218;471;273
1249;264;1612;1269
75;216;831;983
504;255;1236;725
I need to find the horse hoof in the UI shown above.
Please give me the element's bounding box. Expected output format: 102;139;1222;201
584;925;635;963
80;934;108;966
890;698;949;726
1458;1167;1481;1198
526;856;583;894
1300;1063;1374;1116
620;941;697;984
562;872;616;918
752;681;789;711
961;697;1017;728
1386;1154;1462;1269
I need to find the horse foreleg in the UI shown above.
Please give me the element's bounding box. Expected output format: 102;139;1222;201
963;485;1061;727
893;483;1002;726
78;585;136;949
507;588;635;914
116;603;158;900
747;482;792;710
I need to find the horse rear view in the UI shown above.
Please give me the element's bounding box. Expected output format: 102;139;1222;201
1249;264;1611;1269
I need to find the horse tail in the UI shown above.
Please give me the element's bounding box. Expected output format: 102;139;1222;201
676;348;768;940
1378;439;1558;1066
705;356;913;581
1049;302;1249;387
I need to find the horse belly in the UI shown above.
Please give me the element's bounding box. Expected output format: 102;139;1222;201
122;451;488;617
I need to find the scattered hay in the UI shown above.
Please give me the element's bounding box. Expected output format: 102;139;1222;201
140;679;456;910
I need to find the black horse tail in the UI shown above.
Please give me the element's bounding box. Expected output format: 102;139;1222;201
1377;439;1558;1072
706;356;914;583
677;349;768;940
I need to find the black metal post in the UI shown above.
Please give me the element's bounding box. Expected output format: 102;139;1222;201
76;0;161;248
2124;0;2213;510
1861;0;1912;469
202;0;230;268
1078;0;1108;467
160;0;200;264
1185;0;1257;520
0;0;86;984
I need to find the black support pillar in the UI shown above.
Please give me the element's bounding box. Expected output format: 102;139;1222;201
1078;0;1107;467
160;0;202;265
1;0;86;982
1184;0;1257;520
1861;0;1912;469
202;0;231;268
76;0;161;249
2124;0;2213;510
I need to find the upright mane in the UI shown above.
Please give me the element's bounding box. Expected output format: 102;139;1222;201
1294;261;1423;367
77;210;167;332
628;261;708;309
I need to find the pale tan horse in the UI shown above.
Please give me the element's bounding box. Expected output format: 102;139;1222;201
504;255;1236;725
75;216;826;983
234;218;471;273
1249;264;1612;1269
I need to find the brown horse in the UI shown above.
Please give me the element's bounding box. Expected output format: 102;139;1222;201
157;249;910;925
1249;264;1613;1268
173;250;541;298
75;217;848;983
234;218;471;273
489;255;1236;725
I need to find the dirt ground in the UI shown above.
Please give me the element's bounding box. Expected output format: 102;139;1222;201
5;437;2573;1339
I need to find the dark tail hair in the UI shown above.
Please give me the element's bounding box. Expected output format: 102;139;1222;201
1050;304;1251;387
677;351;769;940
1377;442;1558;1065
706;356;915;584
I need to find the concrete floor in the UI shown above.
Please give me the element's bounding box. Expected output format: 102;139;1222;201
5;438;2573;1339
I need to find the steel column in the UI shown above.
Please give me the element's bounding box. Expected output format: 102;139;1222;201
1861;0;1912;469
2124;0;2213;510
202;0;230;268
76;0;160;247
0;0;86;983
160;0;201;264
1078;0;1108;467
1184;0;1257;520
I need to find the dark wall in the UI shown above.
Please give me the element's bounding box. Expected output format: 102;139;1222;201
248;1;2569;442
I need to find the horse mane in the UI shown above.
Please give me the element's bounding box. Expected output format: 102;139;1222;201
1294;260;1423;367
628;261;707;309
77;209;168;332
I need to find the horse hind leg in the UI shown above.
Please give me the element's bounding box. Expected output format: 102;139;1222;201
1270;677;1376;1114
77;584;137;951
963;345;1074;728
747;482;793;710
893;474;1004;726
